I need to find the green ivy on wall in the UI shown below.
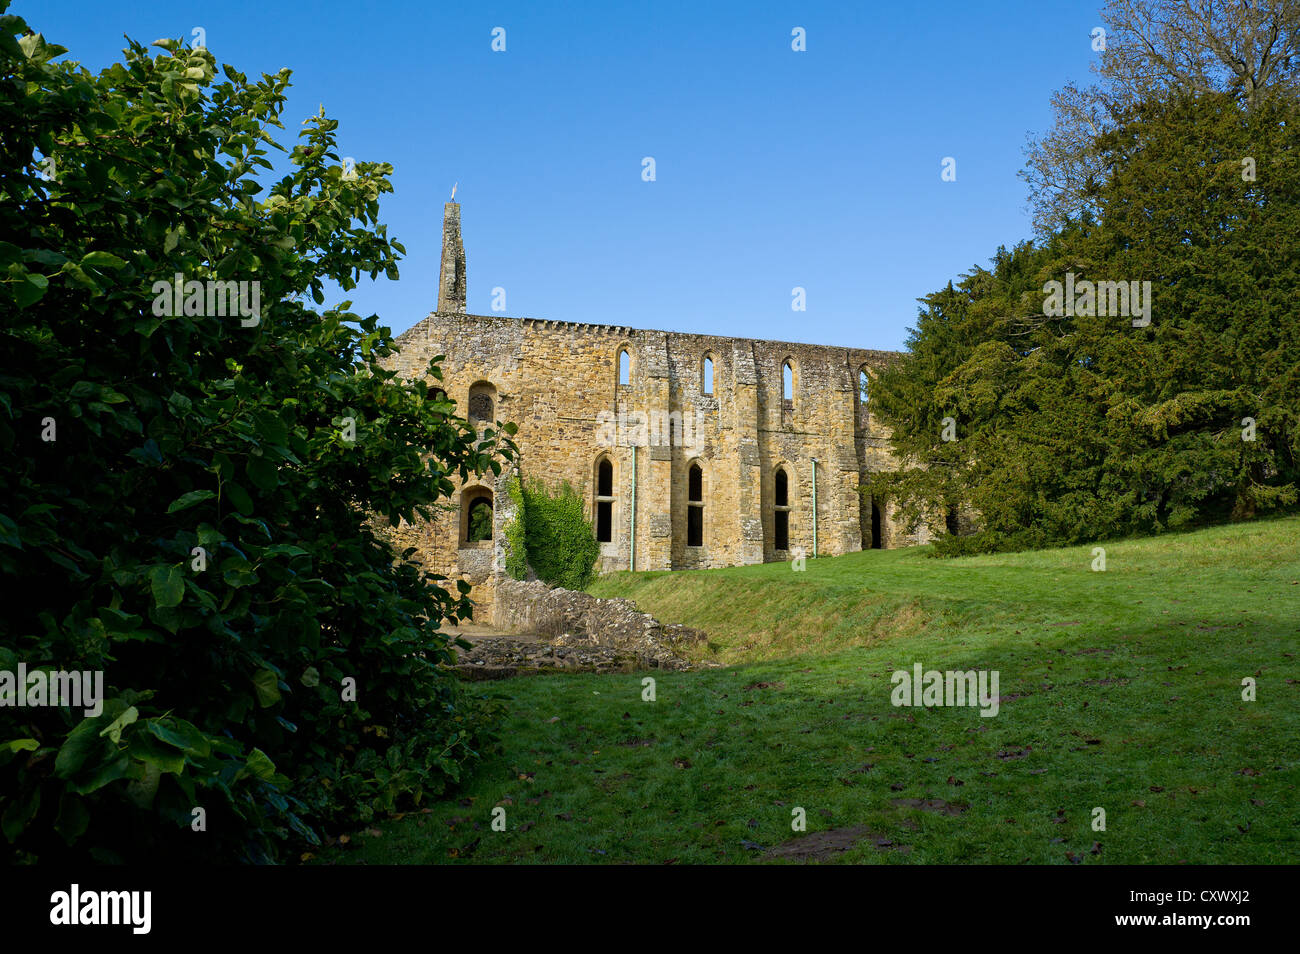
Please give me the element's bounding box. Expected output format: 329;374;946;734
504;475;600;589
503;475;529;580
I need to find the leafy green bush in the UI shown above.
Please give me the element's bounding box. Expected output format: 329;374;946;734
518;480;600;590
0;9;514;862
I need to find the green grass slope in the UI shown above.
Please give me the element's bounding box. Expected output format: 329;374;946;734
328;517;1300;864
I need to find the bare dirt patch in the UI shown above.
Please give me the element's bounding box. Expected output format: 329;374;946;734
767;825;910;861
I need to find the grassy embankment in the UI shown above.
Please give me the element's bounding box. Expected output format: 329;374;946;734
328;517;1300;864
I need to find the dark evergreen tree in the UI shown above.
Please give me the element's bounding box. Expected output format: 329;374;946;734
871;91;1298;553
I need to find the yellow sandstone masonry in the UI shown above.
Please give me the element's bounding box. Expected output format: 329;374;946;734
379;203;932;624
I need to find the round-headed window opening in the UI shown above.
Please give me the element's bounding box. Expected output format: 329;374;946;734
687;462;705;548
774;467;791;551
595;456;615;544
462;489;494;543
468;381;496;426
428;385;449;421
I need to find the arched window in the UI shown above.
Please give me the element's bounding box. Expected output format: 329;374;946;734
774;467;791;551
462;488;494;543
428;386;449;421
782;360;794;404
702;355;714;395
468;381;496;426
858;368;871;429
618;348;631;386
595;457;614;544
687;462;704;547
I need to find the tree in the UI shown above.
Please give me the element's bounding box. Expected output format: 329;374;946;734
0;4;514;862
1023;0;1300;235
875;90;1299;553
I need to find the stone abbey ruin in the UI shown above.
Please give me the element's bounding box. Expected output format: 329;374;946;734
381;203;931;621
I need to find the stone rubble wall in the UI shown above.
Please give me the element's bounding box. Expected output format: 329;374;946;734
450;577;710;678
493;577;706;649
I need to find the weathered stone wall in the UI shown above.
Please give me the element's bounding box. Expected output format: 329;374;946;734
377;206;934;619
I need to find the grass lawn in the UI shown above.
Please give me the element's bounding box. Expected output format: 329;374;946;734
323;516;1300;864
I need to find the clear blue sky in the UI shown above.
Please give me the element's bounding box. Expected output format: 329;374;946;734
35;0;1102;350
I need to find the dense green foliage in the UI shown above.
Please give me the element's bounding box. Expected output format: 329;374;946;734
516;479;600;590
0;8;513;862
871;91;1299;553
501;475;529;581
